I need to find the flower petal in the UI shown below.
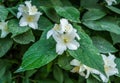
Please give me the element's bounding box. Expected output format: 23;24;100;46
19;17;28;26
67;40;80;50
56;43;66;55
70;59;80;66
47;29;53;39
29;22;38;29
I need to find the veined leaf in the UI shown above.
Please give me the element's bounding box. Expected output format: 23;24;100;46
0;5;8;21
92;36;118;53
8;19;30;37
55;6;80;23
16;26;58;72
83;17;120;35
82;9;106;21
0;38;13;57
13;30;35;44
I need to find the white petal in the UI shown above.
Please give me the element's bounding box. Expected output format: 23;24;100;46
99;73;108;83
33;12;41;21
60;18;69;27
29;22;38;29
105;67;119;77
0;21;9;38
19;17;28;26
47;29;53;39
67;40;80;50
1;31;9;38
70;59;80;66
17;12;22;18
85;70;90;78
25;1;32;8
56;43;66;55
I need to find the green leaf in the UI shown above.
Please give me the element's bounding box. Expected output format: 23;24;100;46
13;30;35;44
115;58;120;77
58;55;73;70
83;17;120;35
0;5;8;21
110;33;120;44
53;66;64;83
87;76;101;83
50;0;63;6
82;9;106;21
8;19;30;37
64;73;74;83
68;25;105;74
92;36;118;53
55;6;80;23
40;6;60;23
0;71;12;83
0;61;6;78
81;0;99;9
38;16;52;30
0;38;13;57
16;26;58;72
106;6;120;14
38;79;58;83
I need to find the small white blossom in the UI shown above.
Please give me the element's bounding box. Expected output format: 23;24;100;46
0;21;9;38
54;32;80;55
105;0;117;5
25;1;38;15
47;24;61;39
17;1;42;29
17;1;39;18
19;12;41;29
47;18;80;55
17;4;28;18
70;59;100;78
99;53;119;82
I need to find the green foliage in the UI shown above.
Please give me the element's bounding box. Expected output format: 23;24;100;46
82;9;106;21
83;17;120;35
13;30;35;44
16;27;58;72
53;66;64;83
0;0;120;83
68;25;105;74
0;38;13;57
0;5;8;21
55;6;80;23
8;19;30;37
92;36;118;53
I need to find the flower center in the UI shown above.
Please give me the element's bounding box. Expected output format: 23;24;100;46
63;38;69;43
104;65;110;72
27;16;34;22
73;66;80;73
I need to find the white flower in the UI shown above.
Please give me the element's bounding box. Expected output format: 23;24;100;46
99;53;119;82
105;0;117;5
47;18;80;55
47;18;80;40
17;1;42;29
17;1;40;18
60;18;80;40
19;12;41;29
25;1;39;15
54;32;80;55
47;24;62;39
17;4;28;18
70;59;100;78
0;21;9;38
